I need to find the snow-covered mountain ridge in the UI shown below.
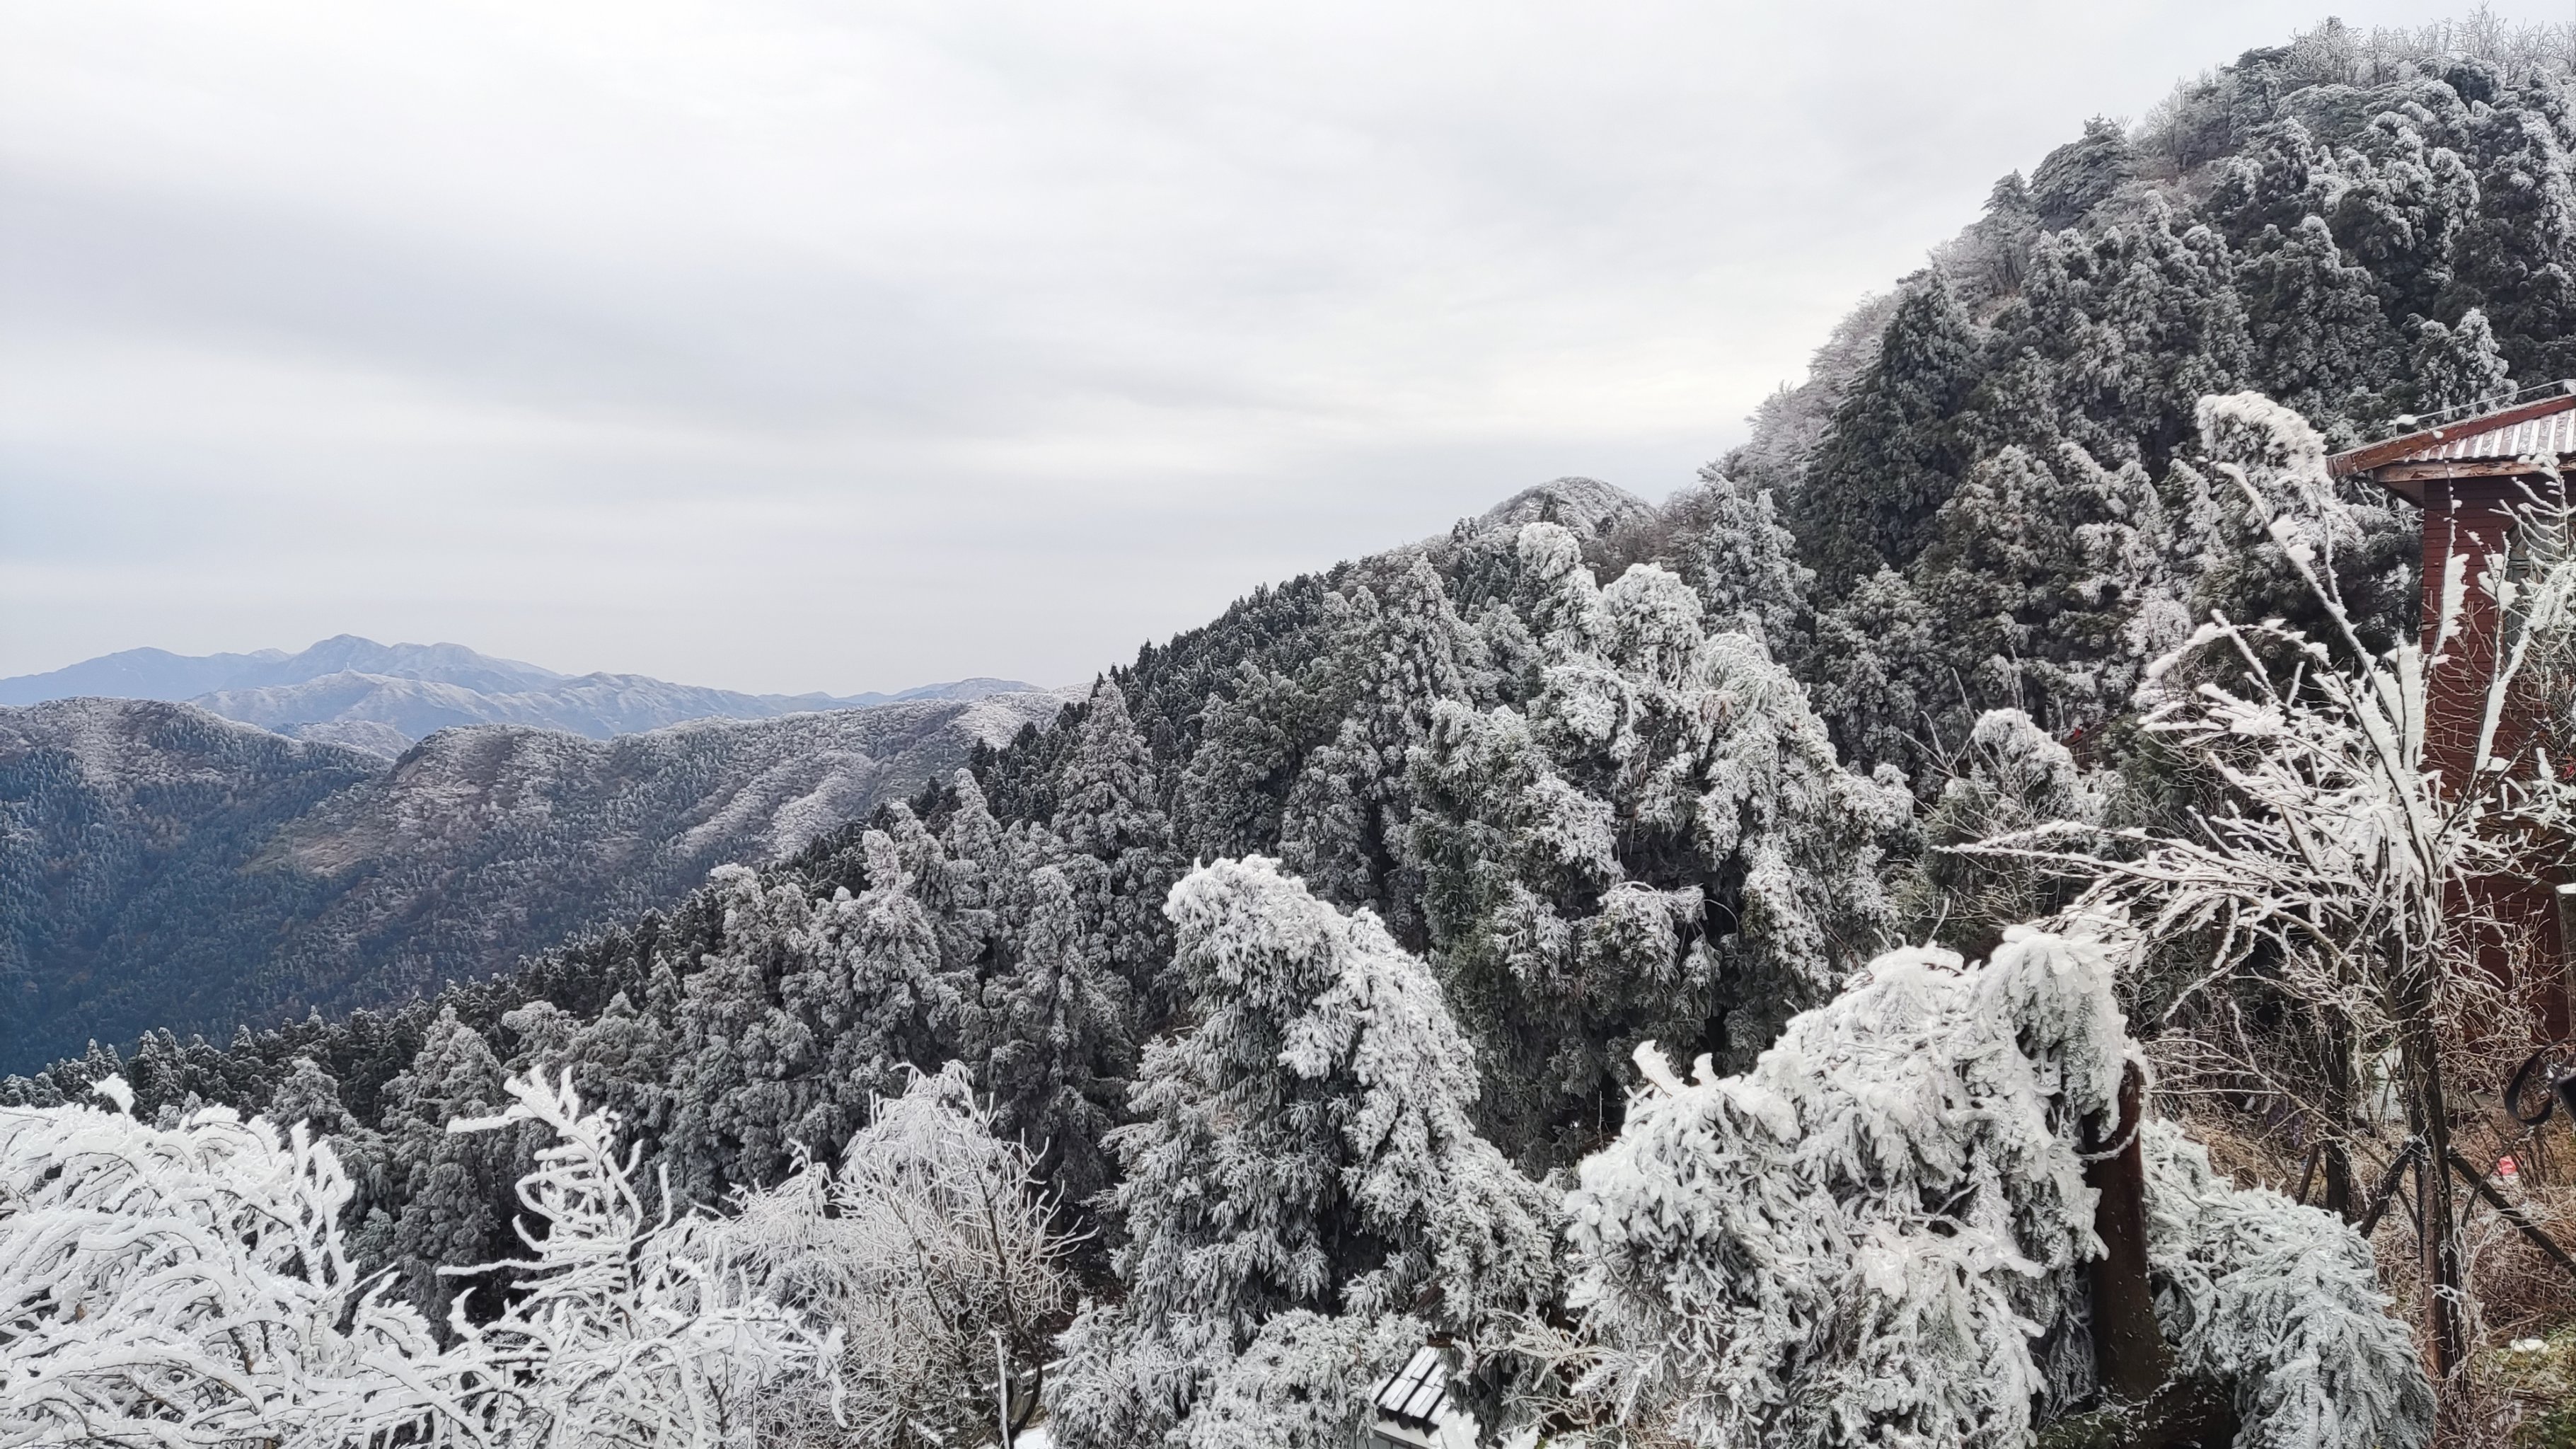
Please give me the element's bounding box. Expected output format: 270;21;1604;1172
0;635;1043;757
0;688;1078;1071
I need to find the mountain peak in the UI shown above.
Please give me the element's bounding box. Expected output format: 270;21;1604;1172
1477;477;1653;538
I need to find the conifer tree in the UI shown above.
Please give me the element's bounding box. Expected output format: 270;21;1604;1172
2408;306;2514;414
355;1008;512;1324
1050;858;1554;1449
1050;679;1181;1011
1794;279;1985;598
1807;565;1946;775
2236;215;2402;441
1281;556;1478;946
2004;197;2253;470
2452;96;2576;380
2030;115;2139;229
984;859;1136;1211
1686;468;1813;660
661;850;954;1206
2329;116;2476;325
1893;708;2106;954
1908;441;2185;741
1411;525;1907;1162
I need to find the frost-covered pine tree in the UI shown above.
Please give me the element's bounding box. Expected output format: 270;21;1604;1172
1998;195;2253;470
1281;555;1479;945
1178;659;1314;860
1050;857;1556;1449
985;857;1137;1211
663;848;955;1206
2329;113;2478;326
1895;708;2106;954
1898;437;2193;755
1412;523;1909;1160
1051;677;1183;1010
2236;214;2403;443
2453;93;2576;381
1807;563;1945;775
1685;467;1814;662
1793;277;1985;597
352;1005;515;1325
2407;306;2514;415
2178;392;2416;659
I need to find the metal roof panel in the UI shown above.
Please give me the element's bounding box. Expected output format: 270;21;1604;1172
2329;390;2576;479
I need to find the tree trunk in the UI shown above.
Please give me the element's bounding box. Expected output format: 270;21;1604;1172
2084;1061;2173;1403
2049;1060;2240;1448
2401;1011;2471;1378
2321;1139;2355;1220
2320;1011;2360;1221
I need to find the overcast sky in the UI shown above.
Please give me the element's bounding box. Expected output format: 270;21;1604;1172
3;1;2565;694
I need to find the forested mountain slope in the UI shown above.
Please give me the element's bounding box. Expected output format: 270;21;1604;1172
0;691;1073;1070
13;19;2575;1445
0;635;1041;756
1721;23;2576;780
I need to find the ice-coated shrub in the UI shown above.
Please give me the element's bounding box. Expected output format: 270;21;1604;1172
1557;927;2432;1449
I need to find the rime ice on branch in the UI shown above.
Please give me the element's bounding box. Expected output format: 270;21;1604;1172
1549;929;2431;1449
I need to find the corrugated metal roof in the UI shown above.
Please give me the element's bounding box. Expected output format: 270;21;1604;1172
1372;1346;1450;1427
2329;390;2576;483
2378;405;2576;465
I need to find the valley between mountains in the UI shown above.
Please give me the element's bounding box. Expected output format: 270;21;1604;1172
0;688;1075;1069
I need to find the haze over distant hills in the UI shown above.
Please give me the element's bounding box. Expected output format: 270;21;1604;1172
0;636;1043;758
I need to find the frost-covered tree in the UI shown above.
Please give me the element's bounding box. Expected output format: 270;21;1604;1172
267;1053;351;1138
1910;441;2188;742
1050;678;1182;1011
1544;930;2430;1449
1179;1310;1431;1449
0;1066;844;1448
1050;857;1556;1449
662;848;955;1206
2236;214;2403;442
2452;95;2576;381
1985;414;2576;1381
2407;306;2514;415
1685;468;1814;661
1994;196;2253;471
1178;660;1315;860
1808;564;1946;775
985;858;1136;1211
0;1079;454;1445
1281;557;1479;945
1794;278;1985;598
2179;393;2417;660
444;1069;841;1446
2031;115;2140;229
354;1005;515;1325
1413;524;1908;1160
1895;708;2106;954
716;1062;1077;1449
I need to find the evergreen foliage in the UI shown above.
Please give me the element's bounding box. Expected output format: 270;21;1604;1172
1051;857;1554;1449
25;18;2576;1440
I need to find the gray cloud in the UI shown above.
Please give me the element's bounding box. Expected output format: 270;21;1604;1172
3;0;2555;693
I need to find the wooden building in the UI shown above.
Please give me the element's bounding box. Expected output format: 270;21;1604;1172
2330;386;2576;988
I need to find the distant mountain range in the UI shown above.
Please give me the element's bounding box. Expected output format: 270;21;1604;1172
0;636;1043;758
0;688;1080;1070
